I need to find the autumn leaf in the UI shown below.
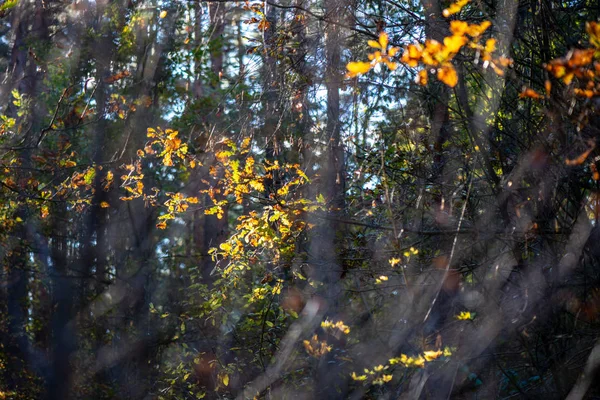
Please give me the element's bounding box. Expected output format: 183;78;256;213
465;21;491;37
423;350;443;361
587;21;600;48
442;0;469;17
443;35;467;56
401;44;422;67
156;221;167;229
456;311;474;320
437;63;458;87
519;87;544;99
417;69;428;85
484;38;496;53
565;141;596;166
450;21;469;36
159;10;167;18
346;61;372;78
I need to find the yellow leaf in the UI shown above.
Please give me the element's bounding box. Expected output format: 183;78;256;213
442;0;469;17
467;21;491;37
484;38;496;53
450;21;469;36
159;10;167;18
423;350;443;361
100;201;110;208
401;44;422;67
368;40;381;49
222;374;229;387
437;64;458;87
220;242;233;252
378;32;389;50
351;372;367;381
443;35;467;55
346;61;372;77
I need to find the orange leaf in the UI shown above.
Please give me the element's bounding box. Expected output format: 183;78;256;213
417;69;428;85
545;80;552;95
402;44;422;67
450;21;469;36
566;141;596;166
574;88;596;98
519;88;544;99
437;64;458;87
587;22;600;48
156;221;167;229
385;60;398;71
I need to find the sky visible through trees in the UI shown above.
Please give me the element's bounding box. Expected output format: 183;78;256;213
2;0;600;398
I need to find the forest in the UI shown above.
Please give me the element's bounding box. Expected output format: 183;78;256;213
2;0;600;398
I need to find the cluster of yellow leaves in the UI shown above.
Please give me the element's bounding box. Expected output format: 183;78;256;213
321;319;351;335
346;5;510;87
303;334;332;358
206;138;309;218
52;165;114;213
245;279;283;304
147;127;196;167
402;20;508;87
351;365;392;385
403;246;419;258
346;32;399;78
156;193;199;229
119;160;147;201
389;257;402;267
352;348;452;386
390;348;451;367
443;0;469;17
456;311;475;320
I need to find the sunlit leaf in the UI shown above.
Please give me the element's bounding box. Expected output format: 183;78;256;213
437;63;458;87
442;0;469;17
346;61;372;77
